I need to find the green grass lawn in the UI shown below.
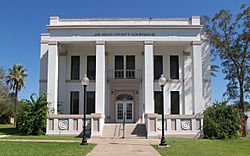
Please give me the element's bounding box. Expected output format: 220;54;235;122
4;135;82;140
0;141;95;156
153;138;250;156
0;124;83;140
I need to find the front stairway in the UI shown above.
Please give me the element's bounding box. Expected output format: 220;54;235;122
102;123;147;139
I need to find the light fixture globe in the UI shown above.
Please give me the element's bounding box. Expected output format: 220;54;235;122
158;74;167;87
81;74;89;86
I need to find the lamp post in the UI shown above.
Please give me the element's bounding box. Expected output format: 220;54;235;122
158;74;167;146
81;74;89;145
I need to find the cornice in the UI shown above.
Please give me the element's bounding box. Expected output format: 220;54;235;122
47;25;203;30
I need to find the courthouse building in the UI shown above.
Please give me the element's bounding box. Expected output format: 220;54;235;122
40;16;211;138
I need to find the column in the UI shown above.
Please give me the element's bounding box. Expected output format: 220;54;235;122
47;41;58;114
183;51;193;114
192;41;203;114
144;41;154;113
95;41;105;115
58;51;67;113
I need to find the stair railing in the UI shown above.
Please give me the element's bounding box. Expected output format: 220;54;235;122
122;112;126;139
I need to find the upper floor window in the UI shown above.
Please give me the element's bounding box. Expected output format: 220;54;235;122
114;55;135;79
126;55;135;70
71;56;80;80
115;55;124;79
126;55;135;79
87;56;96;80
154;55;163;80
170;55;179;79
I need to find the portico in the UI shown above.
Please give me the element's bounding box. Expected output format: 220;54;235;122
40;16;211;138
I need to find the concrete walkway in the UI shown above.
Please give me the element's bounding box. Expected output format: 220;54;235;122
0;135;161;156
87;138;160;156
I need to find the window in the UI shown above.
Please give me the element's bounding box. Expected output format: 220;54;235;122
70;91;79;114
87;56;96;80
154;91;162;114
71;56;80;80
170;55;179;79
115;56;124;78
171;91;179;114
154;56;163;79
126;55;135;79
87;92;95;114
126;56;135;69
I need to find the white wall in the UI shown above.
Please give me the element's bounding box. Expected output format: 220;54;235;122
41;42;209;117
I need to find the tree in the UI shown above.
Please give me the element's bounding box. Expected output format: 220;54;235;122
202;4;250;136
0;67;8;97
204;102;240;139
16;94;48;135
210;59;220;77
0;67;15;124
6;64;27;125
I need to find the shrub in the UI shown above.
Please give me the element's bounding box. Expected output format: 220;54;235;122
16;94;48;135
203;102;240;139
0;95;15;124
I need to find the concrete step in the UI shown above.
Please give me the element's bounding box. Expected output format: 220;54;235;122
102;123;147;139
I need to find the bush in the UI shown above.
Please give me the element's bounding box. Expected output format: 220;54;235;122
203;102;240;139
16;94;48;135
0;95;15;124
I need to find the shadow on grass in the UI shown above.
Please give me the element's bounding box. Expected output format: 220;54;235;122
0;124;20;135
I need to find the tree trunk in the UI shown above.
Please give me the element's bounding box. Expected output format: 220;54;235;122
239;81;246;137
14;86;18;127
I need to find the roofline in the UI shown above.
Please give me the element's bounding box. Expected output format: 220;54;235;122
47;25;203;30
58;17;192;21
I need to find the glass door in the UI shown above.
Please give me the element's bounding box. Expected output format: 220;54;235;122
116;101;134;123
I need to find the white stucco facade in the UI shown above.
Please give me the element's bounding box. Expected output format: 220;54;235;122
40;16;211;138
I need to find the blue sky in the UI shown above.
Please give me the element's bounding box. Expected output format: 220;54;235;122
0;0;249;101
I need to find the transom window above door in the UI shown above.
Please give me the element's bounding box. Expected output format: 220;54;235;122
116;94;133;101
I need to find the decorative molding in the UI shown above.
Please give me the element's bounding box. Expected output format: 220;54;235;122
181;120;191;130
144;41;153;45
40;41;49;44
58;120;68;130
48;41;58;45
47;25;203;30
192;41;202;45
157;120;166;130
96;41;105;45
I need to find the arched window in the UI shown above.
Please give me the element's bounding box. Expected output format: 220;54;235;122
116;94;133;101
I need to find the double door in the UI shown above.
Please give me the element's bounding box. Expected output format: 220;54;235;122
116;101;133;123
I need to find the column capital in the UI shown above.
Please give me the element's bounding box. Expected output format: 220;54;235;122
96;41;105;45
192;41;202;45
144;41;154;45
48;41;58;45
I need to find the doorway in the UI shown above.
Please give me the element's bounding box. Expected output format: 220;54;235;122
115;94;134;123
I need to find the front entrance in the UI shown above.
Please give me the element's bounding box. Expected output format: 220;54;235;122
116;101;133;123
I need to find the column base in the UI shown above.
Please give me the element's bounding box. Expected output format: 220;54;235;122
90;113;105;138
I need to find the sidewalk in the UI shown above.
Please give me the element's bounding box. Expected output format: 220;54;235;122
87;138;160;156
0;135;161;156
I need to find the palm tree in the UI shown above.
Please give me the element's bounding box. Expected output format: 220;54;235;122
6;64;27;125
211;64;219;77
210;58;219;77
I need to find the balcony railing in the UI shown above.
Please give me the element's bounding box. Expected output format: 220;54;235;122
108;69;141;80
